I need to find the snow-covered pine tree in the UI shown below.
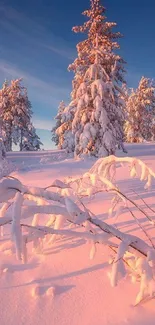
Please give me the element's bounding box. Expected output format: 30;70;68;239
0;79;32;151
51;101;65;146
125;77;155;143
0;80;13;151
72;34;126;157
10;79;32;151
22;124;43;151
56;0;126;156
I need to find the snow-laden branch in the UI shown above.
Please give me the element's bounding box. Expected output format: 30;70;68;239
0;205;70;227
66;155;155;224
11;192;23;260
21;212;155;259
88;217;154;258
19;208;155;304
0;202;10;236
21;205;70;220
23;186;65;204
0;199;154;260
21;223;108;243
89;155;155;187
0;155;155;304
0;177;65;204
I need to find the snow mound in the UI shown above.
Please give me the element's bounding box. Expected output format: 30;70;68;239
31;285;41;298
40;152;73;164
46;286;55;297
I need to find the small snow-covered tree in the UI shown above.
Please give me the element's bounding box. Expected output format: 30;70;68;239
56;101;76;152
125;77;155;143
22;124;43;151
51;101;65;146
56;0;126;156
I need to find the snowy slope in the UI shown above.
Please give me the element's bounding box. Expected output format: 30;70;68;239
0;143;155;325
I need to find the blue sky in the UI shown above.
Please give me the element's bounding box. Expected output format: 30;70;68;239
0;0;155;149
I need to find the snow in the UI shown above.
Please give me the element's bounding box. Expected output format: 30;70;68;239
0;143;155;324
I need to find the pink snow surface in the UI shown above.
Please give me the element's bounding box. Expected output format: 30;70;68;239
0;143;155;325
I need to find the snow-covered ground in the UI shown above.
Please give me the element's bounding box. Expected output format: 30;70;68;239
0;143;155;325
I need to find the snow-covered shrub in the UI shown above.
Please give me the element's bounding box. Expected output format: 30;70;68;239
40;151;72;164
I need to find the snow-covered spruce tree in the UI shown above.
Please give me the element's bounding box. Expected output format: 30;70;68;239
51;101;65;146
0;79;32;151
0;80;13;151
57;0;126;156
10;79;32;151
73;36;126;157
22;123;43;151
125;77;155;143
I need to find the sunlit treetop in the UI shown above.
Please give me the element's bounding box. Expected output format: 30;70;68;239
69;0;125;85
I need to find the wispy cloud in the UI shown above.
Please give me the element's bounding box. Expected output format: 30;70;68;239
0;59;70;106
0;3;73;148
33;118;54;131
0;4;75;60
43;44;75;61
